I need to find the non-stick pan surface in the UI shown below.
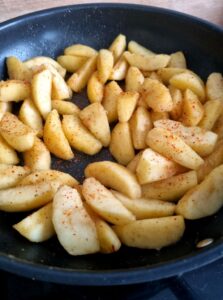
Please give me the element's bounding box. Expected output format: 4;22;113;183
0;3;223;286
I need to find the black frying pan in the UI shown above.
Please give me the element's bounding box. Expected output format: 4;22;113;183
0;3;223;286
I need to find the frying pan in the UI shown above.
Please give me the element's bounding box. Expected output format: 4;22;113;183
0;3;223;286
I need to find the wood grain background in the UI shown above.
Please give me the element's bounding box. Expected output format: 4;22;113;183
0;0;222;26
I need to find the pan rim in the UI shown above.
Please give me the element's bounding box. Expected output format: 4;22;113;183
0;2;223;285
0;2;222;33
0;240;223;285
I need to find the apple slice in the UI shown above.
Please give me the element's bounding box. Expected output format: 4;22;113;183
113;216;185;250
43;109;74;160
13;203;55;242
0;181;59;212
136;148;184;184
85;161;141;198
109;122;135;165
111;190;175;219
117;91;139;122
79;102;110;147
52;185;99;255
82;177;135;225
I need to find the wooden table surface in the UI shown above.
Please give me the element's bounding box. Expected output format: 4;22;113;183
0;0;222;26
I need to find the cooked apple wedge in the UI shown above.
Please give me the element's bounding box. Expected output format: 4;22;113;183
129;106;153;150
13;203;55;242
62;114;102;155
180;89;204;126
176;165;223;219
82;177;135;225
32;69;52;119
117;91;139;122
23;137;51;171
157;68;189;84
140;78;173;112
197;140;223;182
67;55;97;92
87;71;104;103
79;103;110;147
64;44;97;57
124;52;170;71
44;63;70;100
128;40;155;56
146;127;204;169
52;100;80;115
0;112;36;152
97;49;114;83
0;165;30;189
113;216;185;250
136;148;184;184
102;81;122;123
43;109;74;160
0;181;59;212
109;34;126;62
95;218;121;253
125;66;144;92
142;171;197;202
169;85;183;120
168;51;187;69
111;190;175;219
18;169;78;187
170;72;205;102
84;203;121;253
0;135;19;165
24;56;66;78
19;99;43;137
57;55;87;73
6;56;33;81
154;119;218;157
206;72;223;101
198;99;222;130
109;122;135;165
0;80;31;102
85;161;141;198
52;185;99;255
109;52;128;81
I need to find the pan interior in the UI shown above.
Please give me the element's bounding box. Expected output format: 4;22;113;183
0;4;223;281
